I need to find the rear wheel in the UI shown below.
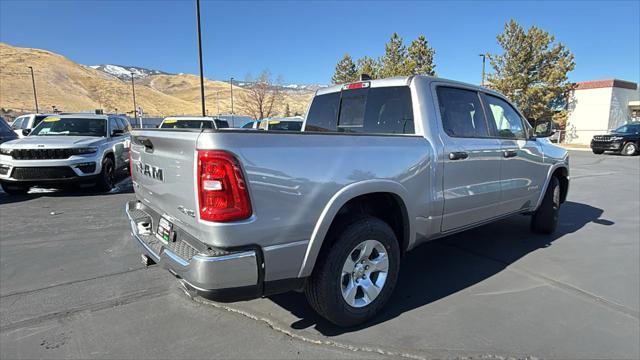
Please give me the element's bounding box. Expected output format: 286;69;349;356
592;149;604;155
531;176;560;234
304;216;400;327
96;157;115;192
622;142;638;156
0;182;29;195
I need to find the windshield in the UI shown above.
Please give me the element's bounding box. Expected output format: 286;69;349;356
160;120;214;129
268;120;303;131
31;117;107;137
613;124;640;134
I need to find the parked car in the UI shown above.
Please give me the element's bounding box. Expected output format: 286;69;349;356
125;76;569;327
159;116;229;129
590;123;640;156
0;114;131;194
0;118;18;145
241;118;303;131
10;113;55;138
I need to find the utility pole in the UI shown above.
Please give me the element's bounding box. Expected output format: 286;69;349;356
131;72;140;127
28;66;39;113
195;0;206;116
478;54;486;86
230;77;234;123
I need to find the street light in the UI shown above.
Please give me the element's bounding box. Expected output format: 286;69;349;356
478;54;486;86
27;66;39;113
131;72;140;127
230;77;234;115
195;0;206;116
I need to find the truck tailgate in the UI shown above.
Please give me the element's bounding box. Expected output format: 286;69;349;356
131;130;201;237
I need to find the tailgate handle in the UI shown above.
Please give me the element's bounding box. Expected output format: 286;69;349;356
136;137;154;152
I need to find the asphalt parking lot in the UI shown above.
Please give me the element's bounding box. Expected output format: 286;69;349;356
1;150;638;359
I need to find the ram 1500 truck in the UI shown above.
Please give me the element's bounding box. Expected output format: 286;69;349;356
126;76;569;326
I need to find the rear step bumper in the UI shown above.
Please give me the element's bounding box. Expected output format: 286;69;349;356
125;200;261;302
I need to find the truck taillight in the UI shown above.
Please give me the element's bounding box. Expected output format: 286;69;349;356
197;150;252;222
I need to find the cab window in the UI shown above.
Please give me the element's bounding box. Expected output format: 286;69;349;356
483;94;526;139
436;87;489;138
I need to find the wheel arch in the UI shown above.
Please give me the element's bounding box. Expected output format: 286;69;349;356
297;180;413;278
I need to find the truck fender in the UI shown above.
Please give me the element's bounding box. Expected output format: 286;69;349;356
534;163;569;210
297;179;413;278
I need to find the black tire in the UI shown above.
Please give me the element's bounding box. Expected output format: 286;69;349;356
304;216;400;327
592;149;604;155
0;182;29;195
621;142;638;156
96;157;115;192
531;176;560;234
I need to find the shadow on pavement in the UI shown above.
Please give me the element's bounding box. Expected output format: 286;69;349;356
0;172;132;205
268;201;612;336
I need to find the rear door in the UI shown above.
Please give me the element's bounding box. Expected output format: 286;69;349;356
435;86;503;232
130;130;202;235
482;94;546;215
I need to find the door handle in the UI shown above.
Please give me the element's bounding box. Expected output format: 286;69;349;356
503;149;518;158
449;151;468;160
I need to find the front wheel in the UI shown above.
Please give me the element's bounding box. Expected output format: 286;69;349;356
622;142;638;156
592;149;604;155
96;157;115;192
304;216;400;327
531;176;560;234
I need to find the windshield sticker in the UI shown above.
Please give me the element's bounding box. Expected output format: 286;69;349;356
164;119;177;124
44;117;61;122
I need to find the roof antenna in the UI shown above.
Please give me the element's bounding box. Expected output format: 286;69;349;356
360;74;371;81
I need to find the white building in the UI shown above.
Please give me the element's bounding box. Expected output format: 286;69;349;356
565;79;640;144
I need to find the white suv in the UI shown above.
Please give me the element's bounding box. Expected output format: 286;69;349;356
11;114;54;138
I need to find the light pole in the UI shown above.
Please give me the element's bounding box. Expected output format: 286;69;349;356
27;66;39;113
130;72;140;127
478;54;486;86
195;0;206;116
230;77;234;119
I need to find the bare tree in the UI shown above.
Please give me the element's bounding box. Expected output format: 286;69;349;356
239;70;284;120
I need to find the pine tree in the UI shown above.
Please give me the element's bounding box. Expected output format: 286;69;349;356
331;54;358;84
487;20;575;123
407;35;436;76
284;103;291;117
378;33;410;78
356;56;380;79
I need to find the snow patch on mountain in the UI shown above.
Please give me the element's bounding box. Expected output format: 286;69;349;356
90;64;171;80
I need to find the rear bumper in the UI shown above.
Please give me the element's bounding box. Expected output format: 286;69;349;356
125;200;262;301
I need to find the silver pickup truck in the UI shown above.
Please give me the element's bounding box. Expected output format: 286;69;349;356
126;76;569;326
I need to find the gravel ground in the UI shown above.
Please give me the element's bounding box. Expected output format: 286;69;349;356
1;150;638;359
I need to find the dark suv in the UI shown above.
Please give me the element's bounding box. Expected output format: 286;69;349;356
591;123;640;156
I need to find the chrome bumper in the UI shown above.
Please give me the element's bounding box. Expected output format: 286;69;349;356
125;201;259;296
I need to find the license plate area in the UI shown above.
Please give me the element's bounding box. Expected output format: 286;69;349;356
156;216;174;243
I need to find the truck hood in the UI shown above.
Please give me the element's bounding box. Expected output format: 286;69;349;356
0;136;103;149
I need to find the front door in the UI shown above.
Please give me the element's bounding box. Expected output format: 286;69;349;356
436;86;503;232
482;94;546;215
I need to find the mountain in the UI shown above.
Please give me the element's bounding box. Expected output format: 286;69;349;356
0;43;313;117
89;64;171;80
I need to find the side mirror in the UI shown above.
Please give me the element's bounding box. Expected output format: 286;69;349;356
534;120;555;138
111;129;124;137
22;129;31;136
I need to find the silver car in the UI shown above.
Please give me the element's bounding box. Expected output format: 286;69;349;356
126;75;569;326
0;113;131;194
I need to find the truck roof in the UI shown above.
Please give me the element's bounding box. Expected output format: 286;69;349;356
48;113;111;119
316;75;504;98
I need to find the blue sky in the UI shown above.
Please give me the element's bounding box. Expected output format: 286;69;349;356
1;0;638;85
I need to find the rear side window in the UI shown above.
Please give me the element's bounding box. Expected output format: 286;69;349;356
214;120;229;128
305;86;414;135
305;92;340;132
268;121;302;131
437;87;489;138
11;117;25;129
